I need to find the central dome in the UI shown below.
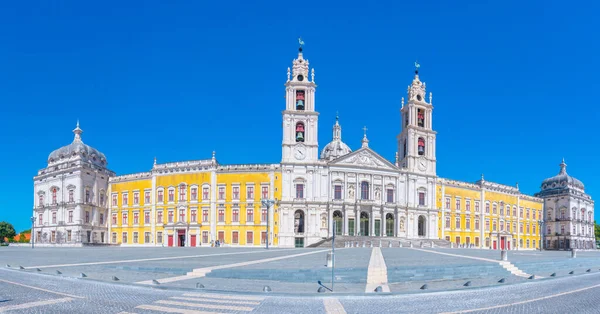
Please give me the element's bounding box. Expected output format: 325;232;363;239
47;122;107;167
540;159;584;190
321;115;352;161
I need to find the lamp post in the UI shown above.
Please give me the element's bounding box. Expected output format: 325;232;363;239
538;219;544;251
261;199;275;249
30;216;35;249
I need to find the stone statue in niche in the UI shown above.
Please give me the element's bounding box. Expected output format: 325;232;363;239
375;187;381;199
348;185;355;198
321;215;327;228
400;218;405;231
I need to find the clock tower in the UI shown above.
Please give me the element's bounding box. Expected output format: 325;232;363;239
281;43;319;164
397;65;437;176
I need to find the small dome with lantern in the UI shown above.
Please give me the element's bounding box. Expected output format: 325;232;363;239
540;159;584;191
47;122;107;167
321;115;352;161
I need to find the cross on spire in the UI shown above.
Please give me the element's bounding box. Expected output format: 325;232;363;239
362;126;368;137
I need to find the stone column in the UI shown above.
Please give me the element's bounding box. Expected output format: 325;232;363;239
343;207;349;236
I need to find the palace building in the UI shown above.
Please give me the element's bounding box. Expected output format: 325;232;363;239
32;44;594;249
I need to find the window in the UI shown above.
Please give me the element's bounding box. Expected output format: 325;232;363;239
134;192;139;205
261;231;267;244
68;211;73;223
526;223;530;234
296;90;305;110
485;203;490;214
218;207;225;222
532;209;536;220
232;231;239;244
519;207;524;218
246;231;254;244
513;207;517;217
466;200;471;212
202;231;208;244
112;213;117;225
475;219;480;230
247;186;254;199
513;222;516;233
475;201;480;212
100;213;104;225
191;187;197;201
218;231;225;243
218;186;225;200
168;189;174;202
69;190;74;203
485;219;490;231
157;211;163;223
419;192;425;206
445;216;450;228
145;191;151;204
500;221;504;231
158;190;164;203
418;137;425;155
455;217;460;229
203;209;209;222
232;187;239;200
466;218;471;229
295;122;305;142
417;108;425;127
526;209;530;219
203;187;209;200
39;194;44;206
191;210;197;223
112;232;117;243
133;232;138;244
492;204;497;214
144;212;150;224
122;193;128;206
386;189;394;203
133;212;139;225
445;197;451;209
296;184;304;199
455;199;461;211
492;220;497;231
360;182;369;200
247;208;254;223
52;212;57;224
52;188;57;204
85;211;90;223
179;209;185;222
38;214;43;225
532;224;536;234
520;223;524;233
51;231;56;242
85;190;90;203
100;194;105;206
145;232;151;243
168;211;173;223
334;185;342;200
113;194;118;206
500;204;504;216
158;232;164;244
261;186;269;199
179;185;186;201
232;208;239;222
122;232;128;244
261;209;267;222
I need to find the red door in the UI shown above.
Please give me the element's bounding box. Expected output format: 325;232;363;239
190;235;197;247
493;240;497;250
168;235;174;247
500;237;505;250
508;241;511;250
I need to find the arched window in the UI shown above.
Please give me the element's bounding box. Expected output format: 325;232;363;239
418;137;425;155
294;210;305;234
417;108;425;127
52;188;57;204
295;122;305;142
295;90;305;110
360;181;369;200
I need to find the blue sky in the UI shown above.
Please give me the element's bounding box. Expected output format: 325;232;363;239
1;1;598;232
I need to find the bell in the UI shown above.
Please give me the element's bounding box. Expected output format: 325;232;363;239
296;132;304;142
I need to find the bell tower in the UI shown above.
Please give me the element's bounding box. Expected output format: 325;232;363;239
281;39;319;164
397;63;437;176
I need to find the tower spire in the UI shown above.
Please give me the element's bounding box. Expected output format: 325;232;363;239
73;120;83;142
559;158;567;175
332;113;342;140
361;126;369;148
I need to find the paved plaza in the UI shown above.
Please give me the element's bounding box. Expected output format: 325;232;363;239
2;246;600;313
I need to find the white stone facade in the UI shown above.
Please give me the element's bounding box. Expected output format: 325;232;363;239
32;123;115;246
279;48;438;248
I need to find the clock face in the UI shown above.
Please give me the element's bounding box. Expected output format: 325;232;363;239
418;157;427;171
297;74;304;81
294;146;306;160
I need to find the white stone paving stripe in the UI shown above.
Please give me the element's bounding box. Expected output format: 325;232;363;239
182;293;265;301
135;304;220;314
441;282;600;314
323;297;347;314
156;299;254;311
26;249;301;269
137;249;336;285
0;279;85;299
0;297;73;312
364;247;390;293
170;296;260;305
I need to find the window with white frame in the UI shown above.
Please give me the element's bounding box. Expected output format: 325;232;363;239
85;189;90;203
144;232;150;243
455;199;461;211
52;212;57;224
334;185;343;200
133;232;138;243
466;200;471;212
232;186;239;200
296;184;304;199
112;194;118;206
247;208;254;223
492;220;497;231
232;208;239;222
68;211;73;223
157;189;164;203
191;187;197;201
122;232;127;244
179;209;185;222
218;186;225;200
168;210;173;223
112;213;117;225
144;212;150;224
466;218;471;229
485;202;490;214
445;197;450;209
232;231;239;244
218;206;225;222
69;190;74;203
261;208;267;222
191;209;197;222
134;192;139;205
261;186;269;199
122;212;128;225
475;201;480;212
202;209;208;222
145;191;151;204
445;216;450;228
203;187;209;200
122;193;128;206
418;191;425;206
168;189;174;202
133;212;139;225
100;213;104;224
246;186;254;199
475;218;480;230
157;232;163;244
85;211;90;223
455;217;460;229
157;211;163;223
179;185;186;201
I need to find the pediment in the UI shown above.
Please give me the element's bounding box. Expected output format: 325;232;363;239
329;147;398;171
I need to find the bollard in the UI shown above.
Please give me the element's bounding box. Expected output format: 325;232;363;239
326;252;334;268
431;241;434;248
370;241;373;248
420;242;423;248
450;242;454;248
388;241;392;248
571;249;577;258
501;250;508;261
362;241;366;248
410;242;413;248
379;240;382;248
399;242;402;248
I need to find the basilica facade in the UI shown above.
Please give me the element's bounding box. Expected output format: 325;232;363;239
32;45;594;249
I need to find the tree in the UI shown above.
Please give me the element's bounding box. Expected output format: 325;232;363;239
595;222;600;241
0;222;16;244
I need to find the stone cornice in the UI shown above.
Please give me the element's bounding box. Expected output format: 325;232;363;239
217;164;280;173
110;172;152;183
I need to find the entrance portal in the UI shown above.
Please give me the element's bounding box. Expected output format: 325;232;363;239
385;213;394;236
178;229;186;247
418;215;426;237
333;211;343;236
359;212;369;236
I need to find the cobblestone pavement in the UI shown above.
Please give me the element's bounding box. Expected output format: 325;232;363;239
3;265;600;313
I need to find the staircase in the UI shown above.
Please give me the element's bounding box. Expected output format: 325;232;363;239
309;236;452;249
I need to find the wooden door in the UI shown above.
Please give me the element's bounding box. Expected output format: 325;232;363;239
190;235;197;247
168;235;174;247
